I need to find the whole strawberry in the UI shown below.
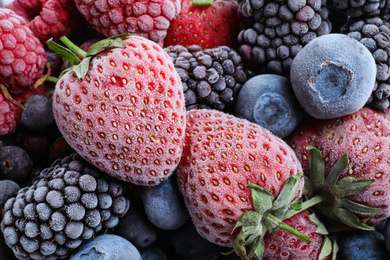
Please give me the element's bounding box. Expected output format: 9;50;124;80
177;109;307;259
0;8;47;95
223;210;336;260
7;0;86;43
287;107;390;227
164;0;240;49
74;0;181;44
50;35;186;186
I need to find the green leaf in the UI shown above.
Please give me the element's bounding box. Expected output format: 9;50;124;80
233;229;247;260
338;198;381;215
290;198;303;211
308;146;325;188
233;211;260;233
334;177;375;198
250;237;265;260
72;57;92;79
247;183;274;215
332;239;339;260
46;38;81;66
273;175;302;210
324;153;348;186
332;208;375;230
308;213;329;235
302;175;313;196
86;34;130;57
318;236;333;260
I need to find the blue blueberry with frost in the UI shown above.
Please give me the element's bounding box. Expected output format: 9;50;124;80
337;229;389;259
234;74;302;138
69;234;142;260
141;177;189;230
290;33;376;119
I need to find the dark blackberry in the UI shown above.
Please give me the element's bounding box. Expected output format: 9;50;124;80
340;15;390;111
237;0;332;76
329;0;390;18
164;45;251;113
1;153;130;259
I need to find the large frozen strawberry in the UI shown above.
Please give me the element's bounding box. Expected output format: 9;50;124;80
7;0;86;43
177;109;307;259
287;107;390;227
224;210;336;260
74;0;181;44
50;35;186;186
164;0;240;49
0;8;47;95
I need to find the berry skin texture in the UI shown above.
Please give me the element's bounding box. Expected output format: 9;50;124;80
287;107;390;226
0;93;17;136
234;74;303;139
69;234;142;260
74;0;181;44
176;109;304;247
337;230;389;259
290;33;377;119
164;0;240;49
7;0;84;43
53;35;186;186
0;8;47;95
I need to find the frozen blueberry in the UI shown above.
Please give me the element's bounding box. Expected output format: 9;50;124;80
141;178;189;230
337;229;389;259
290;33;376;119
69;234;142;260
0;146;33;185
115;207;158;248
20;94;54;132
234;74;303;138
0;180;20;208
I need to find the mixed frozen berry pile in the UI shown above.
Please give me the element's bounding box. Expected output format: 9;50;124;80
2;0;390;259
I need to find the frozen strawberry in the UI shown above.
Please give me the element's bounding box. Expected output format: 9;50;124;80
177;109;307;259
164;0;240;49
51;35;186;186
287;107;390;227
74;0;181;44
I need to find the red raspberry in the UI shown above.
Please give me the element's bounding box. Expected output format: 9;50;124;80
0;94;16;136
0;8;47;95
7;0;86;43
74;0;181;43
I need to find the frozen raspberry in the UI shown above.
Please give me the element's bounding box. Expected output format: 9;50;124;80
7;0;86;43
0;94;16;136
74;0;181;43
0;8;47;95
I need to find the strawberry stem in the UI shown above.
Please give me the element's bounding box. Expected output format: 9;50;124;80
46;76;59;84
192;0;215;6
60;36;87;59
264;213;312;243
285;194;327;219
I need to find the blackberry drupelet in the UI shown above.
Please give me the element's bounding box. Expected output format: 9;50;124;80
237;0;332;76
340;15;390;111
164;45;251;113
329;0;390;18
1;153;130;260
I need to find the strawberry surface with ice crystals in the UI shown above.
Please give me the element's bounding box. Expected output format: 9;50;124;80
52;35;186;186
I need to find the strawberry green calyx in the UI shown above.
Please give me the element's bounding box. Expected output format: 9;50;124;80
230;175;311;260
192;0;215;6
46;34;131;79
302;146;380;231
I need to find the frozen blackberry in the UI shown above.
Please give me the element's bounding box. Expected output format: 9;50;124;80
1;153;130;260
329;0;390;18
340;15;390;110
237;0;332;76
164;45;251;113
